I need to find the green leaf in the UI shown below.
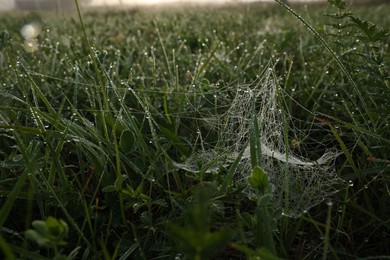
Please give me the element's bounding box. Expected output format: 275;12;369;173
119;130;135;152
25;230;51;247
248;166;269;195
102;175;127;192
257;194;272;206
102;185;117;192
159;125;190;156
46;217;68;242
115;175;128;190
26;217;69;248
349;16;389;42
31;220;48;236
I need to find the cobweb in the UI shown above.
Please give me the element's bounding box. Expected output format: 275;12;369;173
174;65;343;218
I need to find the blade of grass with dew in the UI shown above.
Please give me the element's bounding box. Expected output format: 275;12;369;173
0;166;29;229
328;122;361;180
112;112;128;227
74;0;110;141
218;149;245;196
250;90;261;169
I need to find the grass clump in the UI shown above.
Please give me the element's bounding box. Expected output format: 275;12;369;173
0;0;390;258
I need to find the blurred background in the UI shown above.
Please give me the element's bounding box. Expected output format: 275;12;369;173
0;0;387;12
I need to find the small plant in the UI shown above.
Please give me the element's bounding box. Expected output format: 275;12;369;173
234;166;283;259
167;184;233;260
25;216;79;259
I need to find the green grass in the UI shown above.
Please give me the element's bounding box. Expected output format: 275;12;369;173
1;0;390;259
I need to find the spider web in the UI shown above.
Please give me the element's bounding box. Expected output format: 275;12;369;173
174;65;343;218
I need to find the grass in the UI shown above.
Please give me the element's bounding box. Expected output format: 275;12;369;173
0;0;390;259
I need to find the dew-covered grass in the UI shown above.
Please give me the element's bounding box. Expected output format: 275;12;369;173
0;1;389;259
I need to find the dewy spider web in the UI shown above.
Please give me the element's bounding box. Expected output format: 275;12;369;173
174;65;343;218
